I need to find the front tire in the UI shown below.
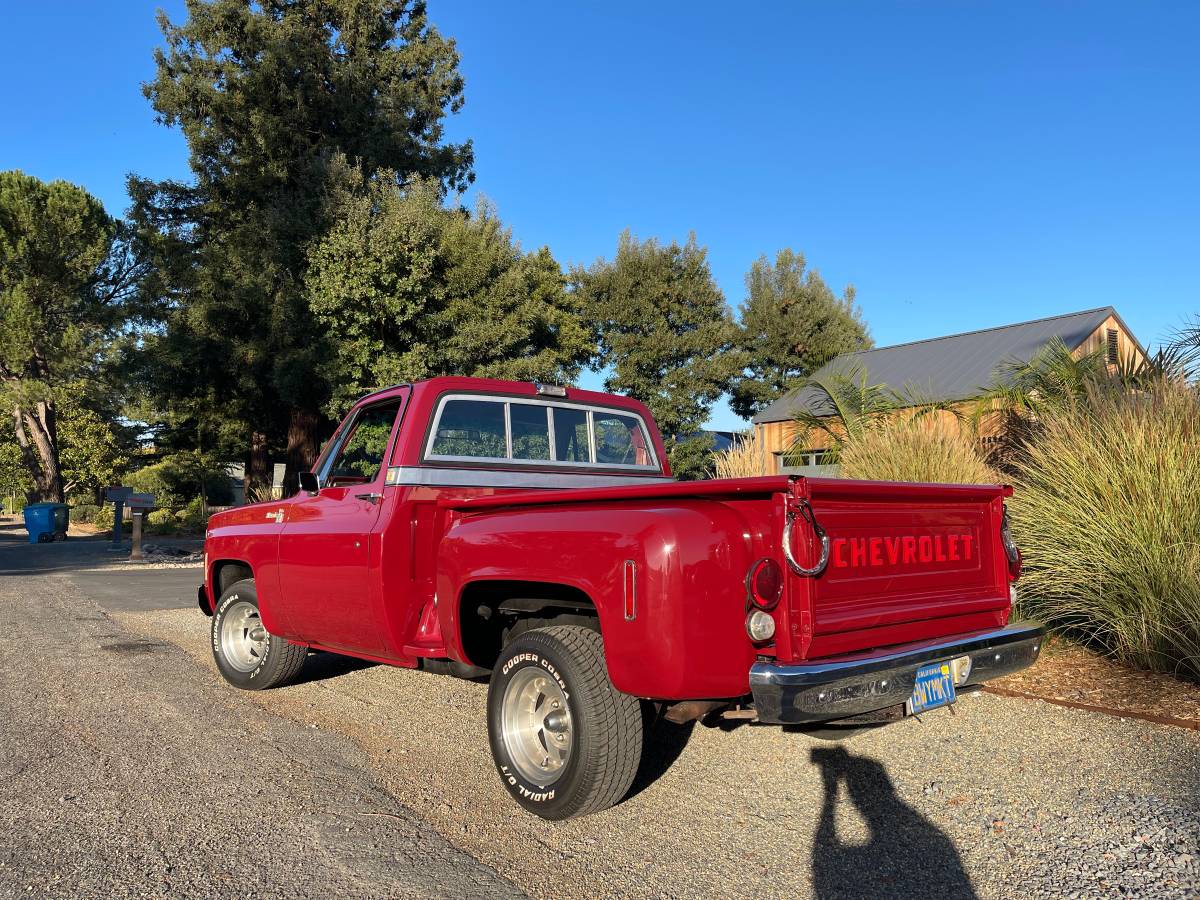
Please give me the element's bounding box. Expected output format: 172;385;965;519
211;579;306;690
487;625;643;819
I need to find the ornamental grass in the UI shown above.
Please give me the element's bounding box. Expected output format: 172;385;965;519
713;429;775;479
837;415;998;486
1008;378;1200;680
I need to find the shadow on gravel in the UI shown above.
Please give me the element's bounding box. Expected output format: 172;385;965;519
624;715;696;801
292;650;379;685
810;746;976;900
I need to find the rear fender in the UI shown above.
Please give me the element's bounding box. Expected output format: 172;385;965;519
436;499;768;699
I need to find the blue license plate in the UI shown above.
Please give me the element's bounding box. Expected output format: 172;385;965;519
907;661;957;715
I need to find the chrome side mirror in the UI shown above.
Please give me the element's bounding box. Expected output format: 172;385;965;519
298;471;321;494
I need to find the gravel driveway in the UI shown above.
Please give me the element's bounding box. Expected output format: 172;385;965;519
1;555;1197;898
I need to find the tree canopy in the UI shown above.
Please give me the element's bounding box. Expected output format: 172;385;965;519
0;171;138;502
573;231;738;479
307;163;593;414
728;249;870;420
131;0;474;494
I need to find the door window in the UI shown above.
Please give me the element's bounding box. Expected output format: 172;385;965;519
323;400;402;486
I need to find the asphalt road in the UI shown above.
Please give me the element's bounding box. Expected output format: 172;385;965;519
2;530;1198;898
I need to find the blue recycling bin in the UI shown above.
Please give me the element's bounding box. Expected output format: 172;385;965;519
23;502;69;544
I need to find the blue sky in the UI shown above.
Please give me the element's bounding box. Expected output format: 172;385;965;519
2;2;1197;431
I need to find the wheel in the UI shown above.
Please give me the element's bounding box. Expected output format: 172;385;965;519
54;530;67;542
36;532;52;544
211;578;307;690
487;625;643;819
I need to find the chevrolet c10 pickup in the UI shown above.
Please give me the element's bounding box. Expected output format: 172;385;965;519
198;376;1043;819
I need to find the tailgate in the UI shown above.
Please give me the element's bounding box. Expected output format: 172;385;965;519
787;477;1013;659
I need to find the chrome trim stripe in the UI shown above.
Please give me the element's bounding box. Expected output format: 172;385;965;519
385;466;674;489
749;622;1046;687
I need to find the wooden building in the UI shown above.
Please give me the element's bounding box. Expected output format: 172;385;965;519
751;307;1146;475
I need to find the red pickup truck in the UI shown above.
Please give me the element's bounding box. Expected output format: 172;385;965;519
199;377;1042;819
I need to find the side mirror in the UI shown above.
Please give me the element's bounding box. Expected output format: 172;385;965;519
298;471;321;494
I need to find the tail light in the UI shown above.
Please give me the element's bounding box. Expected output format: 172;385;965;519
1001;505;1022;581
746;558;784;610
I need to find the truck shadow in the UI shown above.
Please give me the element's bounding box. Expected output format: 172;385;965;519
810;746;977;900
624;712;696;801
294;650;379;685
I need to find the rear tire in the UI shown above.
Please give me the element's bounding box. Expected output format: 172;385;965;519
487;625;642;819
211;579;306;690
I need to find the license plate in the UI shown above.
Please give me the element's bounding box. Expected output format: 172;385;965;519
907;661;956;715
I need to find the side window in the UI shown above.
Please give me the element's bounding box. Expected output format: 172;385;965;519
325;400;401;485
510;403;551;460
552;407;591;463
594;412;650;466
430;399;506;459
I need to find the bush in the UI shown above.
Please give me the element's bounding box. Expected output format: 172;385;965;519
175;497;209;530
1010;379;1200;679
71;504;101;524
126;452;234;509
93;505;114;531
838;416;997;485
146;508;178;535
713;429;774;479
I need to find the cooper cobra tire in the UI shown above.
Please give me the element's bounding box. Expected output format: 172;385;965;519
487;625;643;820
211;579;307;690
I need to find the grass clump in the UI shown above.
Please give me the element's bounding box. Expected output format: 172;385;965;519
714;429;775;479
838;416;997;485
1009;379;1200;679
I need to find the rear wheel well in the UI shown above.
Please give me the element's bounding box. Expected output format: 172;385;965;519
213;560;254;596
458;580;600;671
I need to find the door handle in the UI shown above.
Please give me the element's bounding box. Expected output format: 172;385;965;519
355;492;384;504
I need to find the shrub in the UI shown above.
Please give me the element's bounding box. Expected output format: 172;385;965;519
1009;379;1200;679
838;416;997;485
713;429;775;479
175;497;209;530
146;508;178;535
126;452;235;509
71;504;101;524
93;505;114;530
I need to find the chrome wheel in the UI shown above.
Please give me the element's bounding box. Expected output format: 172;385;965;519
501;666;573;785
220;600;268;673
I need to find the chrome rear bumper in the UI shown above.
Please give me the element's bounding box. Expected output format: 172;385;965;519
749;621;1045;725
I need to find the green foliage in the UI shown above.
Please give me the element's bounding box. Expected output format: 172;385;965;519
131;0;474;491
69;504;101;524
0;171;137;502
308;166;593;414
146;508;178;534
838;417;997;485
92;504;114;531
788;365;899;461
573;231;737;480
126;451;233;508
57;392;131;502
1009;378;1200;679
729;249;870;419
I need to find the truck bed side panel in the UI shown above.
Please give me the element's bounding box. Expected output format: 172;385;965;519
436;498;779;700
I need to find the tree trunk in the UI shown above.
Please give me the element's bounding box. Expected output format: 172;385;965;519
244;430;271;503
282;406;323;498
11;401;64;503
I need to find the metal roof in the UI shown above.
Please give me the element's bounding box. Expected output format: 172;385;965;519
753;306;1130;424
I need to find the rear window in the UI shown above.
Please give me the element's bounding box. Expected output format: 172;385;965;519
425;395;658;470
